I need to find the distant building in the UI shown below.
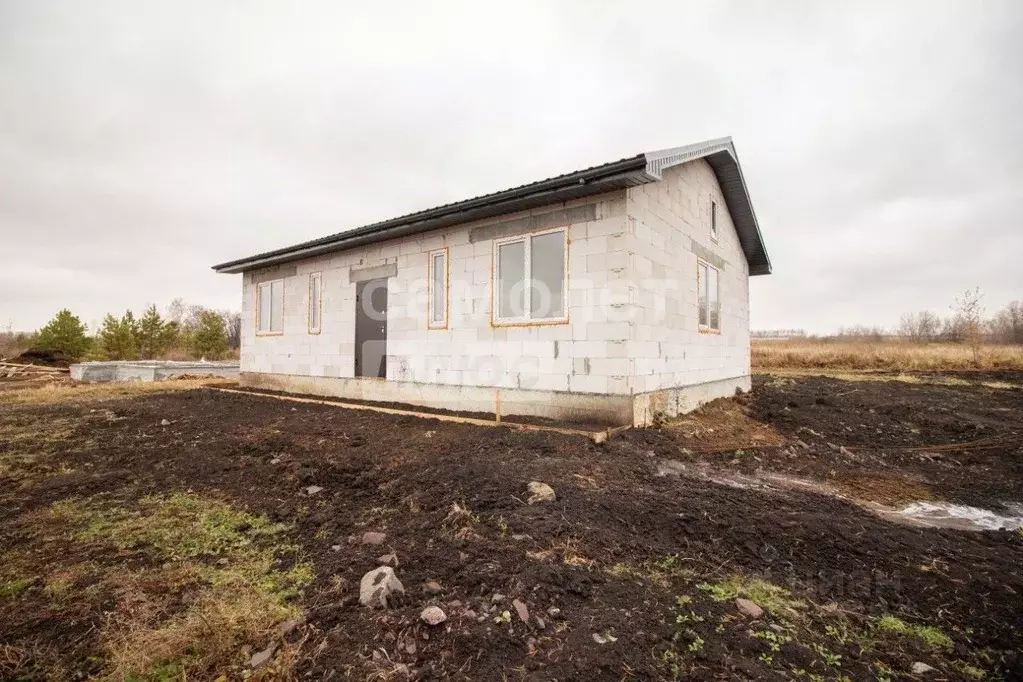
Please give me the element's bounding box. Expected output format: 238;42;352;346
752;330;807;340
212;137;771;426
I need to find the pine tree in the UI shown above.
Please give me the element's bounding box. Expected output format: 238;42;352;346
97;311;140;360
35;309;91;359
136;305;178;359
190;309;228;360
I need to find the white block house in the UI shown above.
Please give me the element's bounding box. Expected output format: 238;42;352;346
212;137;771;427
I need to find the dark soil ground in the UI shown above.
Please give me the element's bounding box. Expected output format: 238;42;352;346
1;373;1021;681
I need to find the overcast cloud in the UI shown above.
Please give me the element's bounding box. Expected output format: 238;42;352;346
1;0;1020;333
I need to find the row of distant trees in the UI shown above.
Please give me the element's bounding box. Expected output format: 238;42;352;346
754;290;1023;358
836;292;1022;349
897;299;1022;345
19;298;241;361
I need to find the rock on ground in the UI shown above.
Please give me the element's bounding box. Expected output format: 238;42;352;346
420;606;447;626
736;598;764;618
249;642;277;669
361;531;387;545
527;481;556;504
377;552;399;566
911;662;938;675
512;599;529;622
359;566;405;608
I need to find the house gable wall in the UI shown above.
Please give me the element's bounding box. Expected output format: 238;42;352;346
625;158;752;398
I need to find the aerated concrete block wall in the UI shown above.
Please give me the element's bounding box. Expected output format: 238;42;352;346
240;191;637;411
239;158;753;425
625;158;752;423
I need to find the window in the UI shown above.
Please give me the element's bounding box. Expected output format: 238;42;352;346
710;201;719;241
698;261;720;332
493;228;567;324
257;279;284;334
308;273;322;334
428;248;448;329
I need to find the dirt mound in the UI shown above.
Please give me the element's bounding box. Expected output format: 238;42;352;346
658;396;787;452
6;348;74;368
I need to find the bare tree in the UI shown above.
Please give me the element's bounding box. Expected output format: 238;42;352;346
219;310;242;350
990;301;1023;344
166;298;188;327
919;311;941;342
899;313;921;341
951;287;984;365
898;311;941;343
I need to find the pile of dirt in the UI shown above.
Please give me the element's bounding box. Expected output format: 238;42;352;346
5;348;74;368
656;395;787;452
1;374;1021;680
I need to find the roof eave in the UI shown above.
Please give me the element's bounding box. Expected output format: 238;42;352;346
211;155;652;274
643;138;771;277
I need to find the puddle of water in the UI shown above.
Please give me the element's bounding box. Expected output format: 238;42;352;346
655;460;687;477
655;460;762;489
655;460;1023;532
897;501;1023;531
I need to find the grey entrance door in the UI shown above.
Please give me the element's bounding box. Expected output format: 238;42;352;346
354;278;388;378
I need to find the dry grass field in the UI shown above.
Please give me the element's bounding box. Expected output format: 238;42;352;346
753;339;1023;371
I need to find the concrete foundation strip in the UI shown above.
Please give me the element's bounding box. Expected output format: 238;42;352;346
207;386;630;443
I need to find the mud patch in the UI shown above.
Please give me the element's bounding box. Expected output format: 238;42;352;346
830;473;935;506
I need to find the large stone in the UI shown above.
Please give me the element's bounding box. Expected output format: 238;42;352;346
911;662;938;675
420;606;447;626
527;482;556;504
736;598;764;618
359;566;405;608
362;531;387;545
249;642;277;669
512;598;529;623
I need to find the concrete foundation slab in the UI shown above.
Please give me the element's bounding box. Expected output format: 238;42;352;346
71;361;240;383
240;372;633;427
239;372;749;427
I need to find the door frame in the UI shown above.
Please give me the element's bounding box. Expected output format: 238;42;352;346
354;277;388;379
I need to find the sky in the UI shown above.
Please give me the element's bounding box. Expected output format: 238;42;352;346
1;0;1020;334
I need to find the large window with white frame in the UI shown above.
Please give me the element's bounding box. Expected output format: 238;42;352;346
697;260;720;332
308;273;322;334
493;228;568;324
428;248;448;329
257;279;284;334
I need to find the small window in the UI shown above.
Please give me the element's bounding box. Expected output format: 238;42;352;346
698;261;720;332
493;228;567;324
308;273;322;334
428;249;448;328
257;279;284;334
710;201;719;241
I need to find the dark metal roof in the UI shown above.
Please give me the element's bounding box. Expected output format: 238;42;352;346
212;136;771;275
